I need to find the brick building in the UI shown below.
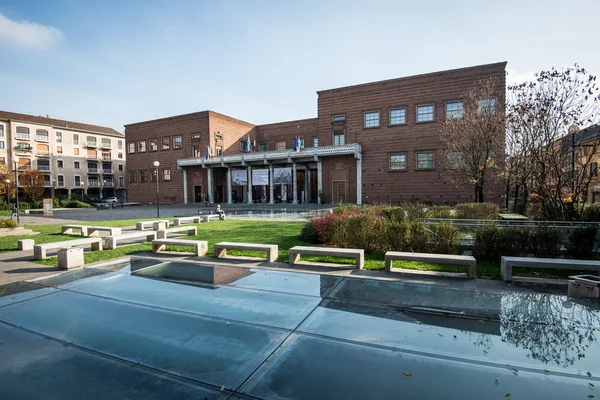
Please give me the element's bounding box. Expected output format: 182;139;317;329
125;62;506;205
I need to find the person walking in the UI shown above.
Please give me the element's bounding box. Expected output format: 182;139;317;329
10;205;18;220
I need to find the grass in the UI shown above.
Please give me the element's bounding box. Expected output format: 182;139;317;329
0;219;594;280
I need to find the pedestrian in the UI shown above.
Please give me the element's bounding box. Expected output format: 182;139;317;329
215;204;225;220
10;205;18;220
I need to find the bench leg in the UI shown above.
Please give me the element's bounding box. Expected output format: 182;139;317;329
215;247;227;258
153;244;166;253
356;253;364;270
289;252;300;265
107;238;116;250
500;258;512;282
197;241;208;256
33;246;44;260
467;263;476;279
91;241;102;251
157;230;166;239
267;246;278;263
81;227;88;237
385;257;393;273
63;228;71;235
146;234;156;242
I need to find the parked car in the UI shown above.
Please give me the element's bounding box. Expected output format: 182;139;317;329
103;197;119;203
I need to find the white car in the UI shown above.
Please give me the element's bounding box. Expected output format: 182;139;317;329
103;197;119;203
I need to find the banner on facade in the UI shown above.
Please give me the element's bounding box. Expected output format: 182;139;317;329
231;170;248;186
252;169;269;186
273;167;292;185
43;198;53;216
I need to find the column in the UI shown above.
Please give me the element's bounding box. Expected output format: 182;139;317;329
226;167;233;204
269;164;274;204
356;157;362;205
317;159;323;204
207;167;214;203
182;168;188;204
304;166;309;203
292;163;298;204
247;165;253;204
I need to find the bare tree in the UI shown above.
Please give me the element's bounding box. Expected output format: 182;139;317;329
19;169;46;203
508;64;600;220
440;78;506;203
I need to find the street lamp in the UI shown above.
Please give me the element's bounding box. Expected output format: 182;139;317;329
13;156;19;224
153;161;160;218
4;179;10;211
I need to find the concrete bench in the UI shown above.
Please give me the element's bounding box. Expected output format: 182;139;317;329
385;251;476;279
136;220;170;230
86;226;122;237
156;226;197;239
201;214;221;222
152;239;208;256
289;246;364;269
501;256;600;282
105;231;157;250
173;216;201;226
34;237;103;260
62;224;89;236
214;242;278;262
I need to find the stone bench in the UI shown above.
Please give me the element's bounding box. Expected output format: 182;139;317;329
173;216;201;226
385;251;476;279
214;242;278;262
136;220;170;230
201;214;221;222
105;231;157;250
156;226;197;239
62;224;89;236
501;256;600;282
34;237;103;260
152;239;208;256
289;246;364;269
86;226;122;237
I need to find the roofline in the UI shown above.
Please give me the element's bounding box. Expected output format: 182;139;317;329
0;111;123;137
256;117;318;129
125;109;256;128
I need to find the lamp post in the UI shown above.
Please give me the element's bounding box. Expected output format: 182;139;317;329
4;179;10;211
153;161;160;218
13;156;19;223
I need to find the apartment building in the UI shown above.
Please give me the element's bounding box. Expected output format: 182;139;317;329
125;62;506;205
0;111;126;200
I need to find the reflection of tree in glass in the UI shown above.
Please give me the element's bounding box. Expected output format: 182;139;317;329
500;293;600;367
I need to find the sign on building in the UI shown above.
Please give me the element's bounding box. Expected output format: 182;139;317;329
273;167;292;184
231;170;248;186
252;169;269;185
43;198;53;216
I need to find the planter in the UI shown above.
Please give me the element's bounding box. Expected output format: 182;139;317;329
568;275;600;299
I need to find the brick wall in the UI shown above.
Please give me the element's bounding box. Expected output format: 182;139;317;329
255;118;318;151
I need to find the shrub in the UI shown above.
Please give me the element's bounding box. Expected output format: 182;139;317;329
300;221;321;244
455;203;499;220
65;200;92;208
407;222;429;253
0;218;18;229
472;225;530;262
565;225;599;260
18;201;31;210
525;202;546;221
345;213;386;251
528;225;563;258
379;206;405;222
428;222;461;254
582;205;600;222
426;206;452;219
403;203;427;222
383;221;411;251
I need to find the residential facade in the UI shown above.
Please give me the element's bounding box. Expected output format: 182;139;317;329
0;111;126;201
125;62;507;205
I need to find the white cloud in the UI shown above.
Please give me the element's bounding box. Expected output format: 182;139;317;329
0;13;63;50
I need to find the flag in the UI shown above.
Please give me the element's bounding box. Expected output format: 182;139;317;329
246;135;252;153
293;137;298;152
205;145;211;160
253;137;257;152
300;137;305;149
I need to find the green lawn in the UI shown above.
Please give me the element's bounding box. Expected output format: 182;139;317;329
0;219;592;280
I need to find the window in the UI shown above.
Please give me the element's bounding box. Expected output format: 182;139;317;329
128;171;136;183
417;152;434;170
173;136;183;149
364;111;380;128
333;132;345;146
118;140;123;150
86;136;97;146
0;125;3;137
192;134;200;141
446;152;463;169
56;146;63;154
16;126;30;139
137;140;146;153
162;168;171;181
390;154;406;171
259;143;268;152
74;148;79;155
161;137;170;150
73;134;79;145
57;175;64;187
57;160;64;168
216;145;223;156
150;169;157;182
0;141;4;149
119;176;124;187
446;102;464;119
74;161;80;169
118;152;123;159
102;151;111;161
215;134;223;141
332;115;345;122
193;146;201;158
36;129;49;141
56;131;62;143
417;105;434;122
591;162;599;177
118;164;123;172
74;176;81;187
390;108;406;125
127;142;135;154
149;140;158;151
139;170;147;182
276;141;286;151
239;141;246;152
478;98;496;115
101;138;111;148
313;137;319;148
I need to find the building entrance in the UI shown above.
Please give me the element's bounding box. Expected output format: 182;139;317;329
332;180;346;203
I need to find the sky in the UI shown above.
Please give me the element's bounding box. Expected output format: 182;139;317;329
0;0;598;133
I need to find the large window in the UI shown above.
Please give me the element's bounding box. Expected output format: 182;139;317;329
139;170;147;182
118;140;123;150
35;129;49;141
173;136;183;149
137;140;146;153
74;161;80;169
161;137;170;150
127;142;135;154
416;152;434;170
57;175;64;187
259;143;268;152
0;125;4;137
56;131;62;143
333;132;345;146
313;137;319;148
149;139;158;151
216;145;223;156
364;111;380;128
390;108;406;125
478;98;496;115
390;154;406;171
74;176;81;187
276;141;286;150
150;169;157;182
446;102;464;119
73;134;79;145
332;115;345;122
0;141;4;149
417;105;434;122
119;176;124;187
16;126;30;139
162;168;171;181
128;171;136;183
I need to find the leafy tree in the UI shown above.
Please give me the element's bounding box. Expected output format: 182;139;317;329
19;169;46;203
440;78;506;202
0;164;16;207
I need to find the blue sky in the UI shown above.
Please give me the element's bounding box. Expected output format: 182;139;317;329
0;0;598;132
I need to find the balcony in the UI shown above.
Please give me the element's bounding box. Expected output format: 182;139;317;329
44;182;53;187
35;135;49;142
17;165;31;171
87;154;98;160
88;181;100;187
102;169;114;174
85;141;98;148
15;133;30;140
37;165;51;172
74;182;83;187
57;181;65;187
36;151;50;157
101;156;112;161
88;168;99;174
102;181;114;187
100;142;112;149
15;147;33;156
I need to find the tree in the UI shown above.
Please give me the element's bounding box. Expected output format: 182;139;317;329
0;164;16;209
508;64;600;220
440;78;506;202
19;169;46;203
